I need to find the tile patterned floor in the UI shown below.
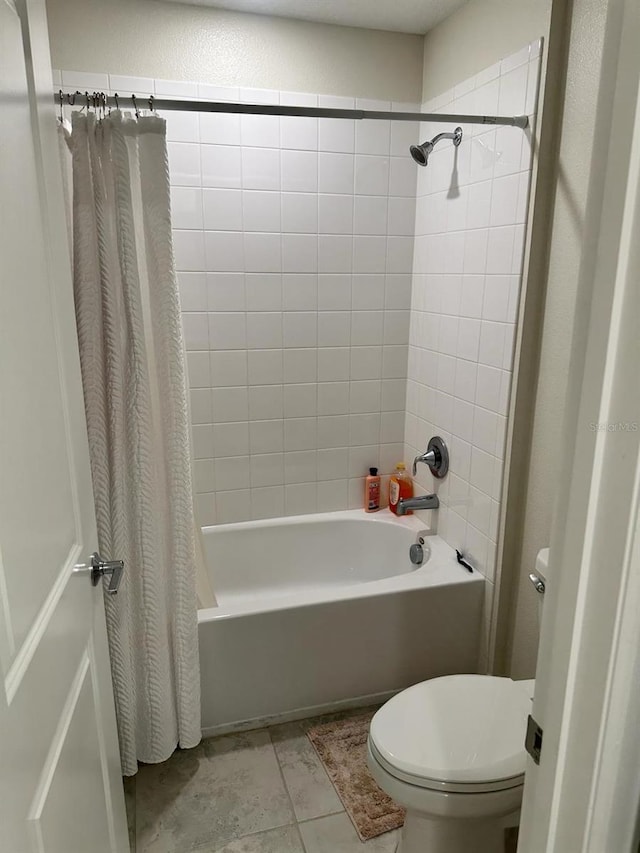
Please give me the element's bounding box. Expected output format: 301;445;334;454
125;707;400;853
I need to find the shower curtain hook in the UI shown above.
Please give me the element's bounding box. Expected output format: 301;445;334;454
58;89;64;122
131;94;139;119
114;92;119;112
148;94;155;113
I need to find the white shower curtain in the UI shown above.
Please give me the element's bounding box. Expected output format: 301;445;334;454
68;110;201;775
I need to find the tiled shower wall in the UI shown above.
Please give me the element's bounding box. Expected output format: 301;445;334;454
56;71;417;525
404;42;541;598
166;85;418;524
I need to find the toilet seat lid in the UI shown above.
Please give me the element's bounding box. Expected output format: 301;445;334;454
369;675;533;786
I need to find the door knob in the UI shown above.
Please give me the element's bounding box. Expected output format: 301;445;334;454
74;552;124;594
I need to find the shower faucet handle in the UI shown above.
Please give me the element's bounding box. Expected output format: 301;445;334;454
413;436;449;479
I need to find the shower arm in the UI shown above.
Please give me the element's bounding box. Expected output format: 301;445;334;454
427;128;463;150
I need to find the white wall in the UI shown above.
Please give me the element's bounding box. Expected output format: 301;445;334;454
405;44;540;671
45;0;424;102
421;0;552;101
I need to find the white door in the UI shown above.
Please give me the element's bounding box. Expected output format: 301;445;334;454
0;1;129;851
518;0;640;848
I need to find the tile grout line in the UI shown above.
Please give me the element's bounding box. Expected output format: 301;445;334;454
267;726;311;852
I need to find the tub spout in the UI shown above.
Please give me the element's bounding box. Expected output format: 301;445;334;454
397;494;439;515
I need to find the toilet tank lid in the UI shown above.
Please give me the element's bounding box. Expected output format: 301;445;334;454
369;675;533;785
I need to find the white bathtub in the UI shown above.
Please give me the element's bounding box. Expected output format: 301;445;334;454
198;509;484;736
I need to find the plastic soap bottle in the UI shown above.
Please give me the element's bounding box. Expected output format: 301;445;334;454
389;462;414;515
364;467;381;513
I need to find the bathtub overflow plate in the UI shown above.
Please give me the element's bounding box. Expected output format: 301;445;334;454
409;543;424;565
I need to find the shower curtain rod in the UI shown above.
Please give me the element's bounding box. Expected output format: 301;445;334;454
54;90;529;128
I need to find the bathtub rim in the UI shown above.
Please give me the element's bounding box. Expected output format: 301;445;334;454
198;510;483;621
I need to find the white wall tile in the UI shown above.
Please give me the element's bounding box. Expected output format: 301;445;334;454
282;275;317;311
353;196;387;235
201;145;242;189
249;385;284;420
207;272;245;311
241;113;280;148
242;148;281;190
178;272;207;311
282;234;318;273
318;274;351;310
208;312;247;350
353;236;386;273
281;193;318;234
350;380;381;414
174;230;205;271
355;118;390;156
210;350;248;388
165;111;199;144
252;486;285;520
203;188;242;231
211;387;249;423
318;153;354;194
200;113;241;146
168;143;201;187
182;313;209;350
284;482;317;514
216;456;250;490
250;420;284;454
245;274;282;311
318;236;353;273
319;194;354;235
280;114;319;152
351;311;384;346
204;231;244;272
250;453;284;487
284;421;317;453
283;312;317;348
247;348;283;385
283;347;317;383
213;422;250;458
318;348;350;382
317;479;349;511
388;157;417;197
284;384;317;418
319;117;355;153
244;233;282;272
216;490;251;524
355;155;390;196
352;275;385;310
187;351;211;388
246;312;283;349
317;382;350;416
243;191;281;232
281;150;318;192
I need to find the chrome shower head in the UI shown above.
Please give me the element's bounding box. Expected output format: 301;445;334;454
410;141;433;166
410;126;463;167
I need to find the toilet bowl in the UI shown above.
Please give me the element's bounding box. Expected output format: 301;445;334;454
367;674;535;853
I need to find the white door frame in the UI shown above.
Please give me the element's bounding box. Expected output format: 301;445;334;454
518;0;640;848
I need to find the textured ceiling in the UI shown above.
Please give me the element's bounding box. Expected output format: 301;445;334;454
165;0;470;35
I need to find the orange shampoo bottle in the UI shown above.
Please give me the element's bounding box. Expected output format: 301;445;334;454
365;467;381;512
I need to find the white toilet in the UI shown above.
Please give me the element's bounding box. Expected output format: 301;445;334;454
368;549;548;853
368;674;535;853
